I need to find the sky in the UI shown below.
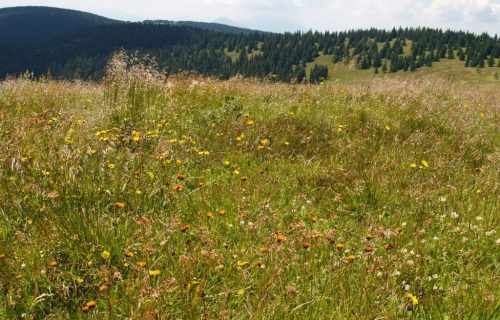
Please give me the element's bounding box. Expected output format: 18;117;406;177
1;0;500;34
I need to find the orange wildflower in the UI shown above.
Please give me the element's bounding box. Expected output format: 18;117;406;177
114;202;126;209
172;184;184;191
86;300;97;308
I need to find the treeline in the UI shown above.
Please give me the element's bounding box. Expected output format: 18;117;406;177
343;29;500;73
0;24;498;82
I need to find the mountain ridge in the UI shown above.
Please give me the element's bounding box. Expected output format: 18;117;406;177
142;20;265;34
0;6;265;47
0;6;120;46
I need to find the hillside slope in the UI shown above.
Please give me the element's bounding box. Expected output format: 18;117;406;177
0;6;119;45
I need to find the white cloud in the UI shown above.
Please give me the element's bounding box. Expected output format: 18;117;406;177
203;0;305;7
303;0;499;34
425;0;500;22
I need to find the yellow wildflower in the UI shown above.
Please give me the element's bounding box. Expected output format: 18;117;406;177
346;255;356;262
237;260;248;267
101;251;110;260
406;293;419;306
149;269;161;277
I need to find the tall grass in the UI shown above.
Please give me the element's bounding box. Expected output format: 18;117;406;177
0;55;499;319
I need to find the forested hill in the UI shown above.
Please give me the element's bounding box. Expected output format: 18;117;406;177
0;6;499;82
142;20;263;34
0;6;118;46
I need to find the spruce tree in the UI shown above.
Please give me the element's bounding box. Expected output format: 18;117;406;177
457;48;465;61
410;59;416;71
447;47;455;59
439;45;447;58
382;61;388;73
478;56;485;68
487;55;495;67
295;66;306;83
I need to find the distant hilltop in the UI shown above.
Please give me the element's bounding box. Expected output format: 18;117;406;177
0;6;118;45
0;6;262;46
142;20;264;35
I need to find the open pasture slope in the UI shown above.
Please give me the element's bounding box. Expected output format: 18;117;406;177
0;57;499;319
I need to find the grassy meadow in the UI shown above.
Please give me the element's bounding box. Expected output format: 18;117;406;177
0;56;499;319
303;49;500;84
